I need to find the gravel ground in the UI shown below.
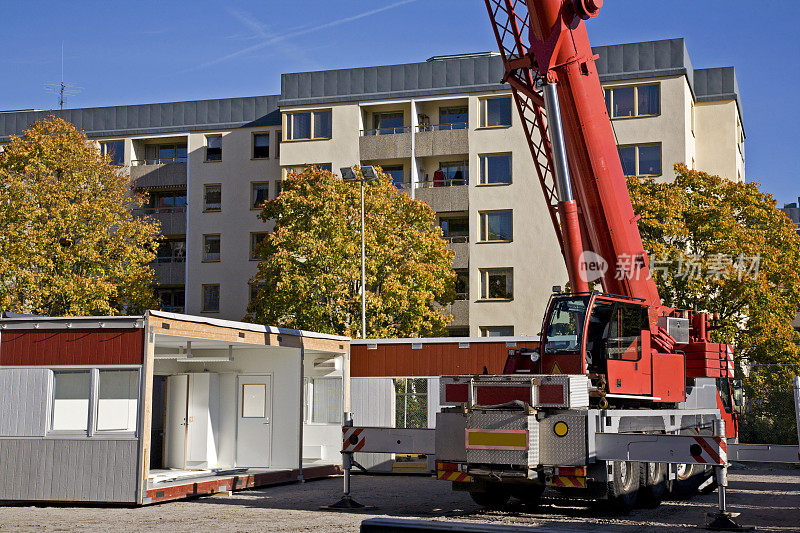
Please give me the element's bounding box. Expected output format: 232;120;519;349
0;464;797;532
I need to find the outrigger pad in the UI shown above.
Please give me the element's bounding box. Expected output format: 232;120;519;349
320;494;376;511
702;511;754;531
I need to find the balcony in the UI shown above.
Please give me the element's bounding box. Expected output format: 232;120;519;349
151;260;186;285
134;207;187;236
443;299;469;327
130;159;187;189
445;236;469;269
359;127;412;160
415;179;469;212
415;124;469;157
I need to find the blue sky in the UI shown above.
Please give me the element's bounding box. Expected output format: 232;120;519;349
1;0;798;204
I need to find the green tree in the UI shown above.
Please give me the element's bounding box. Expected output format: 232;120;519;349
246;166;455;338
0;116;160;316
629;164;800;443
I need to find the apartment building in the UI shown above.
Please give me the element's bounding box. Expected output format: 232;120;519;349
0;38;744;337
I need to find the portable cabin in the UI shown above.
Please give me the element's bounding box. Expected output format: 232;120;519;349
0;311;349;505
349;336;539;471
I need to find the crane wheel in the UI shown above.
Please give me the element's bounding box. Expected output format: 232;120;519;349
604;460;640;514
669;463;710;500
637;462;667;508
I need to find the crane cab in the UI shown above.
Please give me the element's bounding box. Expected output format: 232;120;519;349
506;292;687;405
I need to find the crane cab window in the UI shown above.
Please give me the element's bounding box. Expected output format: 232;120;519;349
606;302;648;361
543;297;588;355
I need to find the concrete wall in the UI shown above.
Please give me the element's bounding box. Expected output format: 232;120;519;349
695;99;743;181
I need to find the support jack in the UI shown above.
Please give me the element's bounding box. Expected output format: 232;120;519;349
320;414;376;512
700;420;753;531
703;511;753;532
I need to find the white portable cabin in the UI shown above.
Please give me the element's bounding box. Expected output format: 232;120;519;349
0;311;349;505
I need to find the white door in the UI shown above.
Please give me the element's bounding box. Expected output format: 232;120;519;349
236;375;272;467
165;374;189;469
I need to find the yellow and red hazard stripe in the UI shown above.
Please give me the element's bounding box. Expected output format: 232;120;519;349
549;475;586;488
436;470;471;482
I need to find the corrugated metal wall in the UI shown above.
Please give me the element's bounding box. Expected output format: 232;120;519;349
351;340;539;377
351;378;395;471
0;439;138;503
0;368;49;436
0;328;144;366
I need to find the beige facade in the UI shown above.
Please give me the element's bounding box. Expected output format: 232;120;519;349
0;39;743;336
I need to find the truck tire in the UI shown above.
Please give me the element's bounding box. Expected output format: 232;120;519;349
605;461;640;514
469;485;511;509
637;462;667;508
669;463;709;499
512;484;545;508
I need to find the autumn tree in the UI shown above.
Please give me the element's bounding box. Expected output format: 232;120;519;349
0;116;160;316
629;164;800;443
246;166;455;338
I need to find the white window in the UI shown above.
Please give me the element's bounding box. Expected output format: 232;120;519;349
394;378;428;429
480;268;513;300
96;370;139;432
51;371;91;432
305;377;342;424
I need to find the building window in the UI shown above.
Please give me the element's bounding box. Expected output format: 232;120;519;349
436;160;468;186
394;378;427;429
204;184;221;211
480;326;514;337
143;143;187;165
318;163;333;172
251;182;269;210
286;110;332;140
447;327;470;337
276;131;281;157
51;371;91;432
250;232;268;260
96;370;139;432
382;165;405;188
205;135;222;161
439;106;468;130
480;268;513;300
479;210;513;242
479;96;512;127
156;287;184;313
155;238;186;263
455;268;469;300
371;112;405;135
618;144;661;177
690;102;695;136
249;282;265;303
275;179;283;197
304;378;343;424
202;284;220;313
604;84;660;118
253;133;270;159
100;141;124;166
142;190;187;213
203;234;220;261
479;153;512;185
439;214;469;242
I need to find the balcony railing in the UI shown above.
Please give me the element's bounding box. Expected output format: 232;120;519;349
416;178;468;188
154;256;186;264
416;122;468;132
132;157;187;166
455;292;468;301
443;234;469;243
134;206;187;215
361;126;412;136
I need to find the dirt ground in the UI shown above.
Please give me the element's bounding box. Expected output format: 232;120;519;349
0;464;797;532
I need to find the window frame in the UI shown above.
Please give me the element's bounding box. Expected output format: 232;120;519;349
603;83;661;119
478;152;512;186
204;134;223;162
250;232;269;261
479;267;514;301
203;183;222;212
480;326;515;337
202;233;221;262
99;140;125;166
478;95;513;129
250;181;269;210
202;283;221;313
617;143;662;177
285;109;333;141
48;367;141;438
478;210;513;243
252;132;270;159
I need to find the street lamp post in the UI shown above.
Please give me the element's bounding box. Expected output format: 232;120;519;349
341;165;378;339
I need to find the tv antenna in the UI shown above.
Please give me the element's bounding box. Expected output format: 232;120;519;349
45;43;82;110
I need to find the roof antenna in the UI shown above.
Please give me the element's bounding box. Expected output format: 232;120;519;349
45;42;82;110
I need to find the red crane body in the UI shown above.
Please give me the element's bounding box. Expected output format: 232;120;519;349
486;0;737;437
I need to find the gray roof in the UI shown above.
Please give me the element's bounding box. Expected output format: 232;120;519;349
0;39;741;142
0;95;280;143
